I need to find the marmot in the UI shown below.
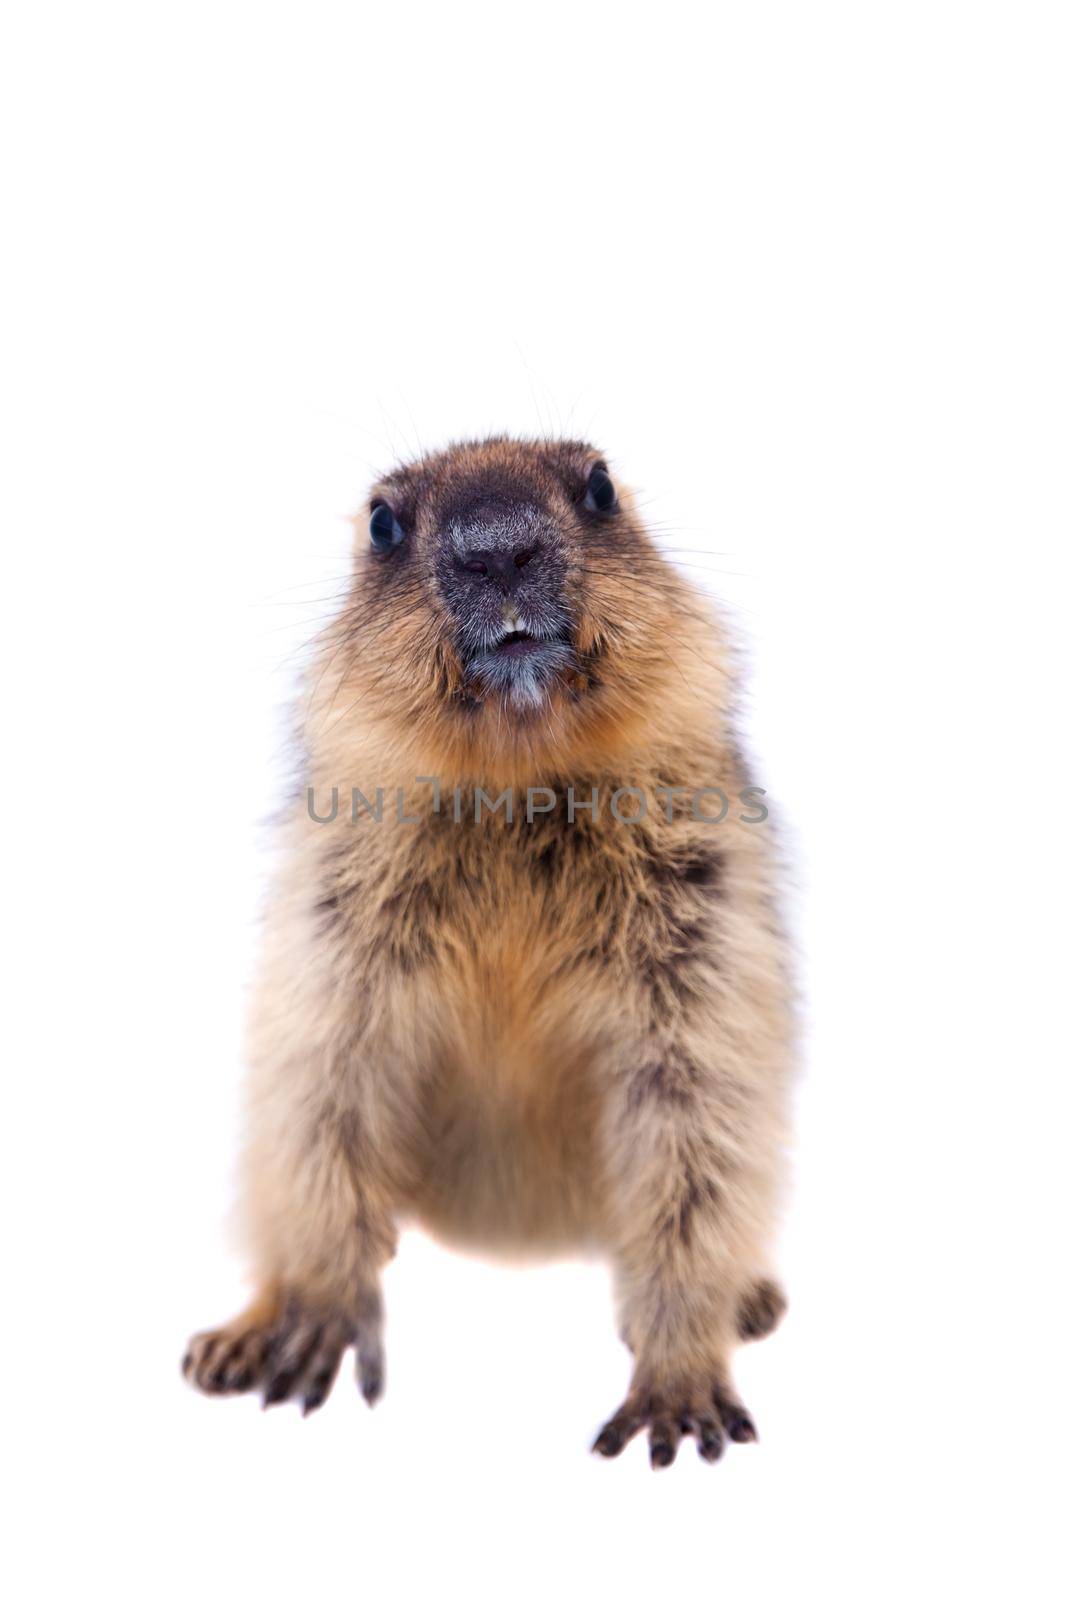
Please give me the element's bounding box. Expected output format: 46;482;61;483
183;437;795;1468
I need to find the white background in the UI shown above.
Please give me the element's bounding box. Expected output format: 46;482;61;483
3;3;1065;1596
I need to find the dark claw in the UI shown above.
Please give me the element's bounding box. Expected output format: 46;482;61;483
302;1351;343;1415
357;1349;384;1405
697;1422;725;1461
215;1348;244;1389
649;1427;677;1469
592;1423;624;1457
720;1404;757;1443
263;1370;299;1407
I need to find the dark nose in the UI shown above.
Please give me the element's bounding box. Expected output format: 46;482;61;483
456;543;540;593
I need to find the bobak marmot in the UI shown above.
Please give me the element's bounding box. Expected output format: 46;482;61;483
183;437;795;1468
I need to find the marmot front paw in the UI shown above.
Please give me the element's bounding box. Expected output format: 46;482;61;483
182;1291;383;1414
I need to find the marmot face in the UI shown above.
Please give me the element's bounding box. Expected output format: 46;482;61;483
333;437;696;781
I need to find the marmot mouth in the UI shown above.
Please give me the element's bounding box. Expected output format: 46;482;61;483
479;620;569;658
463;625;576;707
492;629;540;655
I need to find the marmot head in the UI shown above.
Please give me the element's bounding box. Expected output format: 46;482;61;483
312;437;722;783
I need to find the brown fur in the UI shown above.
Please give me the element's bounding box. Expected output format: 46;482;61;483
183;437;795;1464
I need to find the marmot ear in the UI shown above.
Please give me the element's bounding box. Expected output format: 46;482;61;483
583;464;617;515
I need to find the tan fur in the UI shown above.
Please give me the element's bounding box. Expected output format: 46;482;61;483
183;438;795;1462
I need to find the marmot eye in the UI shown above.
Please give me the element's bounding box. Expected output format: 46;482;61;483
584;465;617;514
369;502;404;551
